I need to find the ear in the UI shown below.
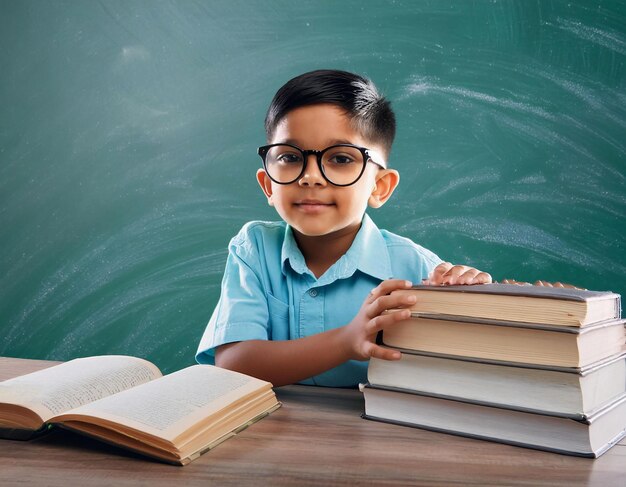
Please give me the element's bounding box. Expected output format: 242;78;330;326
368;169;400;209
256;169;275;206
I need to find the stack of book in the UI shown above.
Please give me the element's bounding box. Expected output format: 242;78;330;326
361;283;626;457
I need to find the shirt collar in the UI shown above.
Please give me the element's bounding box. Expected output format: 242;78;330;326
281;213;392;284
281;225;309;277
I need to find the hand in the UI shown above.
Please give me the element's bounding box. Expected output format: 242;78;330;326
340;279;415;362
501;279;584;290
423;262;492;286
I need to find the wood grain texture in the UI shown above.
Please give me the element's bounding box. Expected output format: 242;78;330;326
1;357;625;486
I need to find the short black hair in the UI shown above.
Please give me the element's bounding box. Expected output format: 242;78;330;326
264;69;396;158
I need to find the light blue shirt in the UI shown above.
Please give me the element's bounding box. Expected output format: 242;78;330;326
196;213;442;387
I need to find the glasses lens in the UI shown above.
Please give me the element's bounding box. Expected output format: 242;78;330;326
321;146;365;185
264;145;304;183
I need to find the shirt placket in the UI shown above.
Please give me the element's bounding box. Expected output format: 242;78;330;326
298;285;325;338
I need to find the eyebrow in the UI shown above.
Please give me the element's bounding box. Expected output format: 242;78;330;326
281;138;360;148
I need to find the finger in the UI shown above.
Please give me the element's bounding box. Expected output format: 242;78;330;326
366;308;412;334
369;345;402;361
366;293;416;319
459;271;492;285
501;279;531;286
476;272;493;284
429;262;453;281
532;281;582;289
367;279;413;304
455;268;481;285
438;265;470;285
373;279;414;296
534;280;552;287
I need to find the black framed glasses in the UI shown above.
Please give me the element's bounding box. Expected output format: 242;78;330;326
257;143;387;187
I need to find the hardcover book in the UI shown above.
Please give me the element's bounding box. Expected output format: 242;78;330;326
0;355;281;465
390;284;621;327
360;384;626;458
368;352;626;418
380;316;625;368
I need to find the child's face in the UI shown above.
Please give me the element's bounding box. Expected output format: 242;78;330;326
257;104;398;239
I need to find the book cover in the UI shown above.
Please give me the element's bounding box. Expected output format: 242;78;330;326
360;384;626;458
391;284;621;326
367;352;626;419
378;317;626;368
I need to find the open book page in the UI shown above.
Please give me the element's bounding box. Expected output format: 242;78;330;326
0;356;162;423
53;365;273;443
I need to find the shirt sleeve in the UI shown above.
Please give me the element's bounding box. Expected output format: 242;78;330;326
414;244;443;280
195;230;271;365
382;230;443;284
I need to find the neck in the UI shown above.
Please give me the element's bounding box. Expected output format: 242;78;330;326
293;221;362;279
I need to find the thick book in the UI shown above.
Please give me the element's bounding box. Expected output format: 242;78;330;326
360;384;626;458
380;316;626;368
368;352;626;419
0;356;281;465
390;284;621;327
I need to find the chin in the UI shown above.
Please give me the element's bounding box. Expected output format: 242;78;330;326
292;226;333;237
292;221;360;239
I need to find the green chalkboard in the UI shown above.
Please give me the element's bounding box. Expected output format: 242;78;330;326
1;1;624;373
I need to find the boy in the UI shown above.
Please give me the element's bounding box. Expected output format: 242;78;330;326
196;70;491;387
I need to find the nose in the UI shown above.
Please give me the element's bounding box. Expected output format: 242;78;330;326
298;154;327;187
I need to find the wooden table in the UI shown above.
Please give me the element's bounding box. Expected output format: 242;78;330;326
1;357;625;486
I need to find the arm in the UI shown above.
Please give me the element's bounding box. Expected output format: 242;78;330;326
216;279;416;386
216;331;350;387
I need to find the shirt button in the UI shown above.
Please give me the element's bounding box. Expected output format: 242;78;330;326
309;289;318;297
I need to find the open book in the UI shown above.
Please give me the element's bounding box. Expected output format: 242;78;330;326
0;356;281;465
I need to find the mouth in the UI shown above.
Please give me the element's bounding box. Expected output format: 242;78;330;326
294;200;335;212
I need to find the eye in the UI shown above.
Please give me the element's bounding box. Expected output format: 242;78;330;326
269;146;303;165
323;145;363;167
277;153;303;164
325;149;360;166
328;154;355;165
